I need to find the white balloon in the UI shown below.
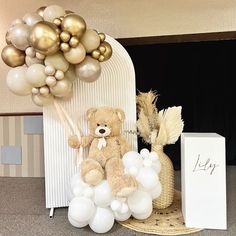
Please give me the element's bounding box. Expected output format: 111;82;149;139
89;207;114;234
26;64;47;87
68;214;88;228
83;187;94;199
128;190;152;215
45;52;69;72
122;151;143;170
132;205;152;220
70;173;82;188
6;66;32;96
23;12;43;26
111;200;122;212
149;151;159;160
143;158;153;167
150;182;162;199
68;197;95;222
94;180;113;207
127;166;139;177
120;203;129;214
73;186;84;197
114;209;132;221
43;5;65;22
136;167;159;190
140;148;150;158
152;160;161;174
67;186;74;202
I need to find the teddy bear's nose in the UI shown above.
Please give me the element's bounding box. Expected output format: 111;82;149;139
99;129;106;134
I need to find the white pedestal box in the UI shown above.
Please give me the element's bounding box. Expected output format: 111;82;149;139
181;133;227;230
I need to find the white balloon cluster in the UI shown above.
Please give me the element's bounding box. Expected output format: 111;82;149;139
68;149;162;233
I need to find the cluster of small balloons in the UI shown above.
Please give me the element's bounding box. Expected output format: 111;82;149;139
1;5;112;106
67;149;162;233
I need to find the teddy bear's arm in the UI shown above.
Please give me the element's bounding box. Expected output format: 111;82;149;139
117;135;132;156
68;135;94;149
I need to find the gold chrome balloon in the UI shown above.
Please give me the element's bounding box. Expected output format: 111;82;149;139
29;21;60;55
98;32;106;42
5;31;11;45
65;10;74;14
53;18;62;26
61;13;86;37
69;36;79;48
91;49;100;59
98;45;106;54
36;6;46;17
98;55;105;62
99;41;112;61
1;45;25;67
60;31;70;42
60;42;70;52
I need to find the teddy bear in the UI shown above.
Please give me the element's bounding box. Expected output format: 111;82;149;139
68;107;137;197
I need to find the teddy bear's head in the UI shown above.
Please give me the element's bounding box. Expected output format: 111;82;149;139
86;107;125;137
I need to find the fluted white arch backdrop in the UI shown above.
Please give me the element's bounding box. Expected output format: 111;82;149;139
43;35;137;209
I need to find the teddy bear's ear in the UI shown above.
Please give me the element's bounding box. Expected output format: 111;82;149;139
86;108;97;120
115;108;125;121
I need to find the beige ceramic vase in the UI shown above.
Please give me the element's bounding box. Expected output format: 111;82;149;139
152;144;174;209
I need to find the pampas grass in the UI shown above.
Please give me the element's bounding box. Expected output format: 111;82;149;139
136;91;184;146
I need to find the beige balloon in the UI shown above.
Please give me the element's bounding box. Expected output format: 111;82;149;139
25;56;43;67
10;23;30;50
32;93;54;106
80;29;100;53
45;51;69;72
43;5;65;22
29;21;60;55
75;56;101;83
5;31;11;44
50;79;72;97
61;13;86;37
64;43;86;64
1;45;25;67
7;66;32;96
26;64;47;87
65;65;76;82
23;13;43;26
36;6;46;17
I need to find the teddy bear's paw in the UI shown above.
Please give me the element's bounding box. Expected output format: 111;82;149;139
84;169;104;186
115;176;138;197
68;135;80;149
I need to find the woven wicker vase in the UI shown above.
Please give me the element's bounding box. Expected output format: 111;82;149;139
152;144;174;209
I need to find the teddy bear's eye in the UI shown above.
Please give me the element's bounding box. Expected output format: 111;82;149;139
104;124;107;127
97;123;100;126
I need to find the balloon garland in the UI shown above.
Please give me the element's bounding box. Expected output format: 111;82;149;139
1;5;112;106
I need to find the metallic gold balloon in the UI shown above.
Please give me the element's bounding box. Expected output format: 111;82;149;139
29;21;60;55
1;45;25;67
60;31;70;42
36;6;46;17
60;42;70;52
5;32;11;45
61;13;86;37
98;32;106;42
65;10;74;14
69;36;79;48
100;41;112;61
53;18;62;26
98;45;106;54
98;55;105;62
91;49;101;59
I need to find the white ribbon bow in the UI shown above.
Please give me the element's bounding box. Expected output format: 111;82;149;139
97;137;107;150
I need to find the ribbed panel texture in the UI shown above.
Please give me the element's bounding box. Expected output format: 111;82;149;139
43;35;137;208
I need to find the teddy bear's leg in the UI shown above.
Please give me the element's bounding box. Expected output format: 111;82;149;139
81;159;104;186
105;157;137;197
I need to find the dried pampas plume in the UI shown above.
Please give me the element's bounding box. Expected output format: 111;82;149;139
136;91;184;146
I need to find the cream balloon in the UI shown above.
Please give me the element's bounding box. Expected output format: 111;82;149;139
23;13;43;26
80;29;100;53
65;65;76;82
50;79;72;97
43;5;65;22
10;23;30;50
32;93;54;106
6;66;32;96
25;56;43;67
45;52;69;72
26;64;47;87
64;43;86;64
75;56;101;83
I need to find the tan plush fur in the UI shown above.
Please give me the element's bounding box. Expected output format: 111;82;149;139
68;107;137;197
